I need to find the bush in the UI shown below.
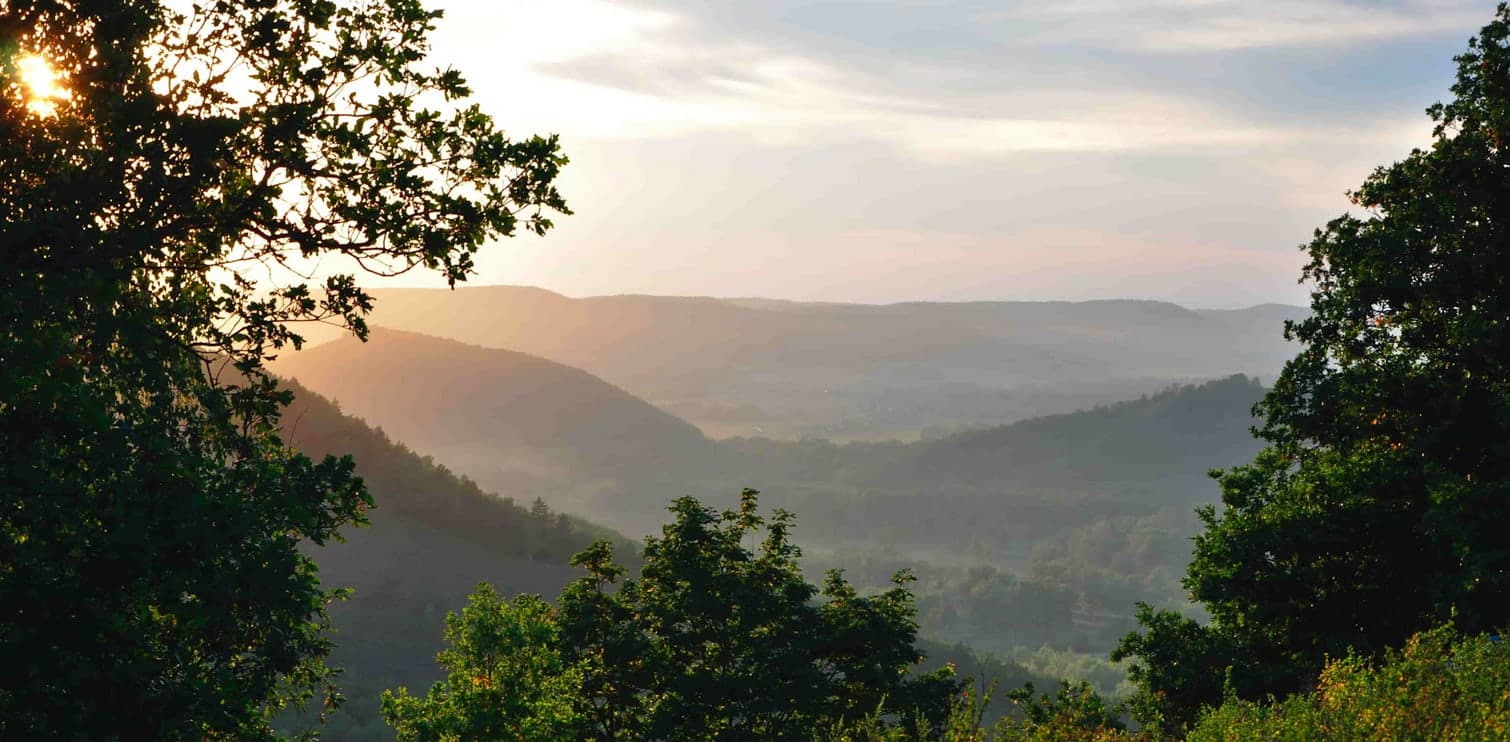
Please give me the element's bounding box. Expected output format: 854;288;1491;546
818;681;1153;742
1188;625;1510;741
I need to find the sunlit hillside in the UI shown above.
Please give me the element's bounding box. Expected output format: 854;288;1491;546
330;287;1304;440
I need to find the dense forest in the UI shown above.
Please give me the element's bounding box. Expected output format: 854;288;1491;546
273;369;1250;732
4;0;1510;740
279;340;1267;675
276;381;602;738
277;382;1056;738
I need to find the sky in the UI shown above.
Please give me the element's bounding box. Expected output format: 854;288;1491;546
390;0;1500;308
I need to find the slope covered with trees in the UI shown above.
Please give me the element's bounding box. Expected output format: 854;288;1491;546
279;329;1270;675
274;328;717;521
724;375;1266;559
278;384;1049;739
280;328;1267;548
277;380;616;738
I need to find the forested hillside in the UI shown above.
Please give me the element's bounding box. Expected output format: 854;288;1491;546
279;330;1264;554
278;332;1269;678
762;378;1265;660
273;329;717;522
277;381;611;738
276;381;1050;739
723;375;1266;558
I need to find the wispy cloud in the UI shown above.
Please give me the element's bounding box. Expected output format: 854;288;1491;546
518;20;1312;156
1113;0;1488;51
485;0;1487;156
398;0;1499;306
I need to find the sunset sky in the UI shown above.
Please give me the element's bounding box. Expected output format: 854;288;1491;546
406;0;1497;307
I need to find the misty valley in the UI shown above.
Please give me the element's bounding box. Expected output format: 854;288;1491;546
270;290;1287;737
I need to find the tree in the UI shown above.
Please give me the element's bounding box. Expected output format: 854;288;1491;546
391;490;962;741
1110;605;1250;732
0;0;566;737
1117;4;1510;731
995;681;1138;742
381;586;584;741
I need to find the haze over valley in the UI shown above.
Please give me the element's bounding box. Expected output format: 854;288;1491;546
299;286;1304;440
271;290;1292;734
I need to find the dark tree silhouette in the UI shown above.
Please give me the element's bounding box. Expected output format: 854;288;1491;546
1117;5;1510;732
0;1;566;737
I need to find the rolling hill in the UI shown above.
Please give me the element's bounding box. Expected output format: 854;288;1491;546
326;286;1302;439
276;379;614;739
278;326;1267;562
718;375;1268;565
271;329;1281;720
274;328;716;527
275;378;1047;738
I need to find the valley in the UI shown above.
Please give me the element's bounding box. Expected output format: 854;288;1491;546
270;293;1292;735
311;287;1303;441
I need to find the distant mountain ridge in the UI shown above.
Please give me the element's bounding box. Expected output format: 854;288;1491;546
329;285;1303;439
273;331;1275;716
277;328;1269;551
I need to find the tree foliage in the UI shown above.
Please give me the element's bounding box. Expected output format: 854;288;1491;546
1116;4;1510;732
389;490;963;741
381;586;583;742
0;0;565;737
822;681;1146;742
997;681;1129;741
1187;626;1510;741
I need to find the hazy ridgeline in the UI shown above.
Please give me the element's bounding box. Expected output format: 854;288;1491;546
297;287;1303;440
275;324;1268;554
272;304;1282;735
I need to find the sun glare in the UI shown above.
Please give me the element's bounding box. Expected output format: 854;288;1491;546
16;54;69;116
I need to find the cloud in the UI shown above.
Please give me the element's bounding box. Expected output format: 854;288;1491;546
1113;1;1489;52
399;0;1496;305
481;0;1491;157
516;22;1313;156
430;0;677;65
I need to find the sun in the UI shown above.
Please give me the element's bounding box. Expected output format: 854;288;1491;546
15;54;69;116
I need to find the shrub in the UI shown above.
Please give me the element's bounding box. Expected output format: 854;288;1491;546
1188;625;1510;741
